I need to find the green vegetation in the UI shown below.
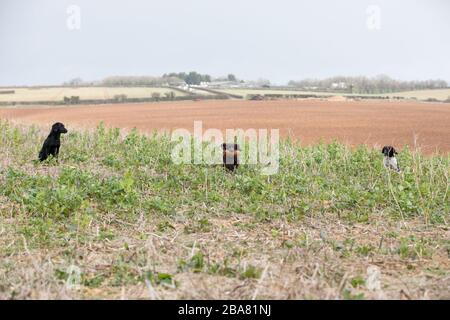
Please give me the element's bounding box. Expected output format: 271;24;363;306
0;121;448;299
101;75;183;87
163;72;211;85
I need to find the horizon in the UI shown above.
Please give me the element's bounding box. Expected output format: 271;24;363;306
1;73;449;88
1;0;449;86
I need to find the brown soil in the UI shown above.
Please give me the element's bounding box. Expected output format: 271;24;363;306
1;99;449;153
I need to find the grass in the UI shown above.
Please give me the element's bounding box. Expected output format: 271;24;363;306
0;120;449;299
0;87;186;102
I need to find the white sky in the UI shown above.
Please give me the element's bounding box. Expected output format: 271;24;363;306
0;0;449;85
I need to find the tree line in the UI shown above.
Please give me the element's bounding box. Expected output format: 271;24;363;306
288;75;448;94
101;75;184;87
65;72;239;87
163;72;211;85
163;72;240;85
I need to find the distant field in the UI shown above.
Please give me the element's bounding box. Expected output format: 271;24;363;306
2;87;449;103
218;88;334;97
383;89;450;100
188;88;216;96
218;88;450;101
0;87;186;102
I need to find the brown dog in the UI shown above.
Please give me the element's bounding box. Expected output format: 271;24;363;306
222;143;240;172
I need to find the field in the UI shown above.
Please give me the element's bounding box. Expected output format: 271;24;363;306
2;87;449;104
217;88;334;97
0;87;186;102
0;119;449;299
381;89;450;101
218;88;450;101
1;99;449;154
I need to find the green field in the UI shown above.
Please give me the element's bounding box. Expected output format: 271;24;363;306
0;121;448;299
218;88;450;101
0;87;187;102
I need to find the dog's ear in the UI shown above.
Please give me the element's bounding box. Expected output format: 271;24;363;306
381;146;388;155
389;147;396;157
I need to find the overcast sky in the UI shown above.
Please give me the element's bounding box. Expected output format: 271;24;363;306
0;0;449;86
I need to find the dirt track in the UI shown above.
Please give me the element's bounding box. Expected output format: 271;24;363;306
1;99;449;153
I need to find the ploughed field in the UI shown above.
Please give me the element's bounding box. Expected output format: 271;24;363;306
1;99;449;154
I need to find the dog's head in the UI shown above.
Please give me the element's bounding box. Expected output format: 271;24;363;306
222;143;241;159
222;143;240;170
382;145;397;157
222;143;240;152
51;122;68;134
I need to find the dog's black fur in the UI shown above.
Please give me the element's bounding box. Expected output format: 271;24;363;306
222;143;240;172
38;122;68;161
381;145;400;172
381;145;397;158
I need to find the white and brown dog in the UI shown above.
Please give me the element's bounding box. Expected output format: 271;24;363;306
381;146;400;172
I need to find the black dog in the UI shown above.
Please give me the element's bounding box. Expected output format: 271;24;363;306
38;122;68;161
222;143;240;172
381;145;400;172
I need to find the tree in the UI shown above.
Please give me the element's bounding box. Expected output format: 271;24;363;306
66;77;83;86
164;91;175;100
151;92;161;101
164;72;211;85
227;74;237;82
256;78;271;87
